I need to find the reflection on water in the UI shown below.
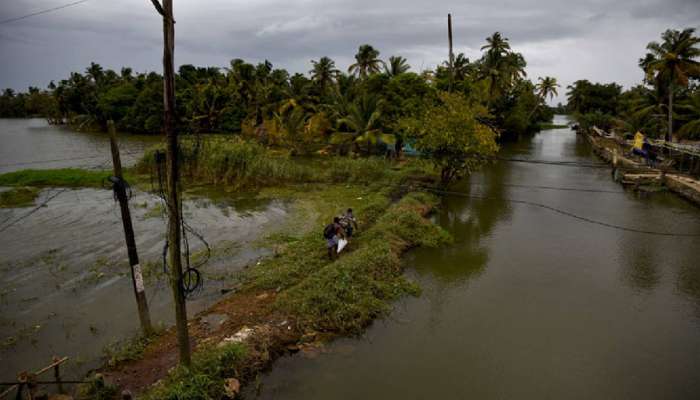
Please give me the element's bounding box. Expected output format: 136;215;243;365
0;188;286;380
251;117;700;400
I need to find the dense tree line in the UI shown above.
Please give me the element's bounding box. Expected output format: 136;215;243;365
1;33;555;153
568;28;700;140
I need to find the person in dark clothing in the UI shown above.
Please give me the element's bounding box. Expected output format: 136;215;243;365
340;208;358;238
324;217;345;260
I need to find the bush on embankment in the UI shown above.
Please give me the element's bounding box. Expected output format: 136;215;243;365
139;343;246;400
275;192;451;333
109;186;449;399
136;137;404;189
0;187;41;207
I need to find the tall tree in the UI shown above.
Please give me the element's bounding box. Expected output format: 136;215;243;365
452;53;471;81
335;94;393;155
642;28;700;142
385;56;410;77
310;56;339;93
529;76;559;119
481;32;511;63
348;44;384;78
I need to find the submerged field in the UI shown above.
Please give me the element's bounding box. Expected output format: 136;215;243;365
0;139;451;398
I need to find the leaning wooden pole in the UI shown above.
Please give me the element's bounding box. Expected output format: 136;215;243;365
150;0;191;366
447;13;454;92
108;120;152;335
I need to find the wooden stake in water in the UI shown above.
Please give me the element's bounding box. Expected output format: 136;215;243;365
108;120;152;335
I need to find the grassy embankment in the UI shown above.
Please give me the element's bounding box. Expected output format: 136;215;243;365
0;169;121;207
96;137;452;399
0;187;41;208
0;168;122;187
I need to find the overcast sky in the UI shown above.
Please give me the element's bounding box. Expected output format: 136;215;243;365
1;0;699;104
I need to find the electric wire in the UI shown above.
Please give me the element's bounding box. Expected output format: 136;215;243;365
0;0;91;25
0;188;68;232
151;150;208;299
413;185;700;238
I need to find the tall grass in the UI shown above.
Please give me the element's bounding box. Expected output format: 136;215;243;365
137;137;398;189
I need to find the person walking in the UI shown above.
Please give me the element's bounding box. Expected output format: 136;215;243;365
340;208;358;239
323;217;344;260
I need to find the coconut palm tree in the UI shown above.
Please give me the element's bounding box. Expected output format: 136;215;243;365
677;90;700;139
348;44;385;78
481;32;511;63
642;28;700;142
529;76;559;119
275;105;309;155
614;86;666;137
452;53;472;81
85;62;104;85
334;94;394;155
385;56;410;76
310;56;339;93
479;52;526;103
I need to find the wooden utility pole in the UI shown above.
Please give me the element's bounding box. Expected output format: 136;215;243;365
149;0;191;365
447;13;454;92
108;120;152;335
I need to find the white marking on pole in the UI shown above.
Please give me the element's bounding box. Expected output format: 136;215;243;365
133;264;145;293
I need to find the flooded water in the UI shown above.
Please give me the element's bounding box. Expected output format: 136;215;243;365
0;187;287;380
0;118;159;173
252;117;700;399
0;119;292;381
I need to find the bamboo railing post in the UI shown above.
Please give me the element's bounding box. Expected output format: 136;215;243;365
52;357;63;395
13;383;23;400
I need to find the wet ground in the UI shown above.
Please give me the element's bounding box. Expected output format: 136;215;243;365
0;187;287;380
250;117;700;399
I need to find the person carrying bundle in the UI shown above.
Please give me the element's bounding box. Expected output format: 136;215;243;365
323;217;345;260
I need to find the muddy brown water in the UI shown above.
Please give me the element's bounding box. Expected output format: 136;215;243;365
0;187;287;381
0;118;160;173
0;119;288;381
251;117;700;399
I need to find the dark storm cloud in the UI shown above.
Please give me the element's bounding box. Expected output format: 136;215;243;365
1;0;698;103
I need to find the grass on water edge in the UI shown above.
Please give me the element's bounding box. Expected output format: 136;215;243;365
83;342;247;400
0;187;41;208
127;186;450;400
0;168;124;188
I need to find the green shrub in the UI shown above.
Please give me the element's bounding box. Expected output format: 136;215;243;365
141;343;246;400
0;187;40;208
137;137;417;190
275;192;450;333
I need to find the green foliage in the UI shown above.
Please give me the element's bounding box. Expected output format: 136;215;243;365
0;87;56;118
574;28;700;139
77;374;117;400
399;92;499;185
0;187;40;208
276;192;450;333
566;80;622;115
0;168;112;187
678;90;700;139
103;329;164;367
577;111;615;132
3;33;554;143
245;185;393;291
138;137;398;189
141;343;247;400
